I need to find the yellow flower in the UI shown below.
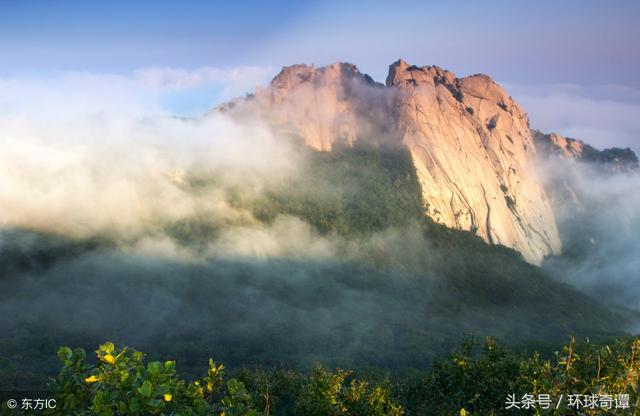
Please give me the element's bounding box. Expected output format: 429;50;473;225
207;381;213;392
102;354;116;365
84;375;100;383
163;393;172;402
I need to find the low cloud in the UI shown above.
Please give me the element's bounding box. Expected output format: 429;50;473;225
0;65;274;118
507;83;640;152
135;66;273;90
0;70;297;239
538;157;640;313
0;69;636;388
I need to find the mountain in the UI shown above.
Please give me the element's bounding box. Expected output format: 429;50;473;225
532;129;639;264
1;142;628;389
4;62;637;392
532;129;639;173
216;60;561;264
530;128;639;234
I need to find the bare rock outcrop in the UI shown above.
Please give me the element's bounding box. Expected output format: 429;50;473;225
532;129;639;173
386;60;560;264
215;60;563;264
244;62;390;150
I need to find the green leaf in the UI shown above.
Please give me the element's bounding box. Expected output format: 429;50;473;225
57;346;72;362
147;398;162;408
148;361;162;377
98;342;115;355
73;348;86;362
138;380;153;397
128;399;141;412
227;379;239;394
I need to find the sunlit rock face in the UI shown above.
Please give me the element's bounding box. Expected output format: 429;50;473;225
386;60;560;264
243;62;394;150
216;60;562;264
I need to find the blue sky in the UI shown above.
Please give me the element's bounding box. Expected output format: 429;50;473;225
1;0;638;83
1;0;639;149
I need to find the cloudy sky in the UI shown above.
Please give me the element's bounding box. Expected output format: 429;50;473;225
1;0;639;150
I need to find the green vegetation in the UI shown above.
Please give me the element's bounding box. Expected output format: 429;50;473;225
251;142;425;236
22;337;638;415
48;342;261;416
396;336;640;415
246;142;627;342
0;141;636;413
43;342;402;416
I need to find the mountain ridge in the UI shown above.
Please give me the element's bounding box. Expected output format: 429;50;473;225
532;129;639;173
214;60;562;264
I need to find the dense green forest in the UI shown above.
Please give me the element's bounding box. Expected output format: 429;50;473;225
0;141;636;413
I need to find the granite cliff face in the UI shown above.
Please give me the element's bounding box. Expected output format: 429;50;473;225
385;60;560;265
222;62;391;150
216;60;562;264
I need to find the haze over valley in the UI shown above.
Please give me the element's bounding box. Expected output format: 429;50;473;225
1;58;638;397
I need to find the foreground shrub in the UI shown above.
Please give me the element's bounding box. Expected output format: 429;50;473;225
41;337;640;415
47;343;403;416
396;336;640;415
48;342;257;415
295;365;403;416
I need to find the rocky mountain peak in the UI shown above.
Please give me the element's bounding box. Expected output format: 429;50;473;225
386;59;456;87
270;62;368;91
532;130;639;172
383;61;558;263
532;130;585;159
215;60;562;264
